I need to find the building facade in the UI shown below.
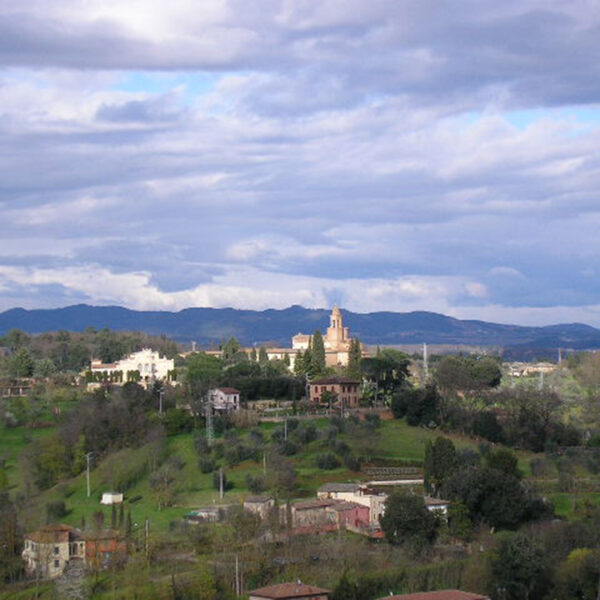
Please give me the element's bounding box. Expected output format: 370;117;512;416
22;525;126;578
209;387;241;412
89;348;175;386
309;376;361;408
293;305;366;367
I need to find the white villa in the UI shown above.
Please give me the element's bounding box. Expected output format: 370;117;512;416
89;348;176;386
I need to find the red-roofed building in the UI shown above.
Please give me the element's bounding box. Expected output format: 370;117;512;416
249;581;330;600
379;591;489;600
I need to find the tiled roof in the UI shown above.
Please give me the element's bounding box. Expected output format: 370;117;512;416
424;496;450;506
328;501;363;512
249;582;330;598
382;591;489;600
292;499;337;511
310;376;360;385
27;524;75;543
214;387;240;394
318;482;360;493
245;495;274;503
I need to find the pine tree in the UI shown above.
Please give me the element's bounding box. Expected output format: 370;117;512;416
311;330;326;375
250;348;257;362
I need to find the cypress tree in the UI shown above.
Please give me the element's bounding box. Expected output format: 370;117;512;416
259;347;269;364
347;338;362;379
311;330;326;375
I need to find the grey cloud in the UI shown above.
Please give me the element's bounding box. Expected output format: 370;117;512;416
96;94;188;123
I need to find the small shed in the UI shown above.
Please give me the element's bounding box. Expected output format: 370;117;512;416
100;492;123;505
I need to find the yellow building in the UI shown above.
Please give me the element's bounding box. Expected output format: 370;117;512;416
293;305;366;367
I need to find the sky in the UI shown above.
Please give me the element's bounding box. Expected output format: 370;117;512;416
1;1;600;326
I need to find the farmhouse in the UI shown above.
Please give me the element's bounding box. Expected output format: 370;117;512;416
309;376;361;408
22;525;127;578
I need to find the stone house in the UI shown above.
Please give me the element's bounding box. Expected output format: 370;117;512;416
244;496;276;520
22;525;126;578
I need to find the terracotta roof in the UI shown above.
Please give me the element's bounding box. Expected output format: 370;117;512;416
382;591;489;600
292;499;337;511
214;387;240;394
27;524;75;543
424;496;450;506
249;582;330;599
245;495;274;504
310;376;360;385
328;501;363;512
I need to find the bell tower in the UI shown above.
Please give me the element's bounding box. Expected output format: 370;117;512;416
326;304;348;347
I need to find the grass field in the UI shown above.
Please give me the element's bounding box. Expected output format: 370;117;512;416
0;415;570;535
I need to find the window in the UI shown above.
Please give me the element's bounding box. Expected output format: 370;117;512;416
54;546;59;555
54;560;60;568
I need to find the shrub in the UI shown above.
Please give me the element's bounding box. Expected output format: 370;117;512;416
330;439;350;456
364;413;381;428
199;457;216;474
194;433;210;455
293;423;318;445
249;428;264;445
315;453;340;470
212;470;234;491
46;501;68;523
344;454;362;472
278;440;298;456
245;474;267;494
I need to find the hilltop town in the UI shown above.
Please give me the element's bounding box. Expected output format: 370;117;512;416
0;307;599;600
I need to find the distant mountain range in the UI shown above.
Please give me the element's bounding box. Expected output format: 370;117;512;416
1;304;600;358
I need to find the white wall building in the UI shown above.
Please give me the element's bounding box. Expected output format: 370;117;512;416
209;387;241;412
90;348;175;385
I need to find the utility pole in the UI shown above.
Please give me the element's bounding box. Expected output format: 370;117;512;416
205;396;214;447
235;553;240;596
423;342;429;380
558;348;562;365
158;386;164;414
284;419;288;441
262;452;267;476
219;468;224;499
85;452;93;498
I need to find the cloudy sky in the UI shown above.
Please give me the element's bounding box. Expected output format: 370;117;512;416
1;1;600;326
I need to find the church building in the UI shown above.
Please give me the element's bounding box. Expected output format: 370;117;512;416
292;305;366;367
